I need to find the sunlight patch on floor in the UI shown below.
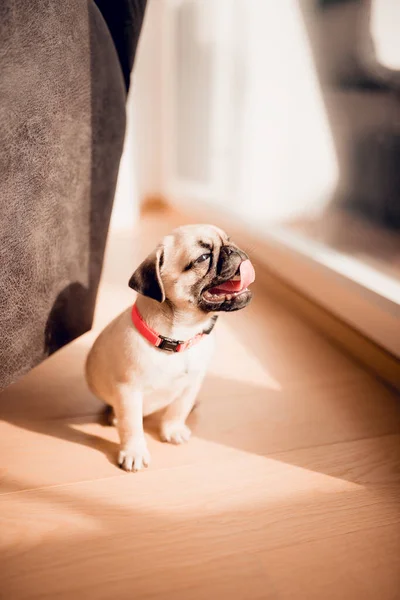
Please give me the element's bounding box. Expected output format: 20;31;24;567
211;324;282;390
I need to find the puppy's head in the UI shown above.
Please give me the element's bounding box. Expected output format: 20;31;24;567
129;225;255;313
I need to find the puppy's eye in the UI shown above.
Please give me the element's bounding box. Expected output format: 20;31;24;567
183;253;211;271
195;253;211;264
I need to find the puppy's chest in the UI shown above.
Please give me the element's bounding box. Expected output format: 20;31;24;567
141;336;213;394
140;350;201;416
143;350;198;393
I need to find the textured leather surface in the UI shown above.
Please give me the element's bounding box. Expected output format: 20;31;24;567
0;0;145;390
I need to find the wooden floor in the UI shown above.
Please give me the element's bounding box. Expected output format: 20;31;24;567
1;210;400;600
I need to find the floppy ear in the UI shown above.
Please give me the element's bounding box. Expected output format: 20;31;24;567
128;246;165;303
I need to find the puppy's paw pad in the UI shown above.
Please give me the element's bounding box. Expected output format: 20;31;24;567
160;422;192;445
118;443;151;472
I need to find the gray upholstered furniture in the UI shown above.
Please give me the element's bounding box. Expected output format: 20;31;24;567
0;0;146;390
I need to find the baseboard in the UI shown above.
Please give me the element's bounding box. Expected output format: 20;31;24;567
140;194;170;215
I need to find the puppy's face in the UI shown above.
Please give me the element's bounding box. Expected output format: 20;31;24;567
129;225;255;313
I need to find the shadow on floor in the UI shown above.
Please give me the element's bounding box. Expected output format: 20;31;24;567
1;311;400;491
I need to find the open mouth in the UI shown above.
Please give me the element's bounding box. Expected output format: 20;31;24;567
202;259;255;304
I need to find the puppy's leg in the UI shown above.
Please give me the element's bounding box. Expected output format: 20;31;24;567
160;377;203;444
114;386;150;472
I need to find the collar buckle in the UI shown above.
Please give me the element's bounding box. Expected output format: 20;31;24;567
157;336;182;353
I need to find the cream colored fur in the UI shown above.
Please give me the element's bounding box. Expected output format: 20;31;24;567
86;225;229;472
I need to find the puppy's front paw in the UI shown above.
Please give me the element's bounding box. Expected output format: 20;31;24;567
160;422;192;445
118;439;151;472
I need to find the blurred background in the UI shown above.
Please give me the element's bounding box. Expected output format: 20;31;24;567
112;0;400;354
2;3;400;595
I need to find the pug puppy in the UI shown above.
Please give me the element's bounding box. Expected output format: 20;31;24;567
85;224;255;472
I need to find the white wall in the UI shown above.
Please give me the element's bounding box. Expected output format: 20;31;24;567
232;0;338;223
370;0;400;70
109;0;165;232
130;0;165;203
109;89;139;232
131;0;340;224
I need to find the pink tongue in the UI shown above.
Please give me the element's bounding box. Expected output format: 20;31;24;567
212;259;255;293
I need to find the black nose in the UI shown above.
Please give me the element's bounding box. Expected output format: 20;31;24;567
217;245;243;276
221;245;247;260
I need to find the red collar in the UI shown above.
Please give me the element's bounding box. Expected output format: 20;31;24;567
131;304;218;353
